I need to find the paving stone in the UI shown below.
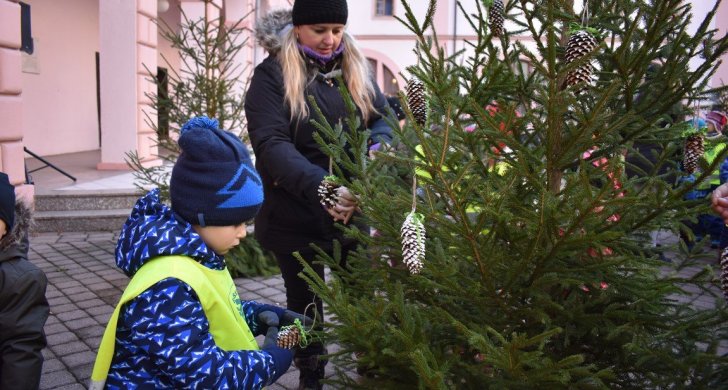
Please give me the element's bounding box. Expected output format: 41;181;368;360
44;322;69;336
239;280;267;291
60;351;96;368
69;292;98;302
45;315;59;325
51;303;79;314
69;362;93;383
76;298;106;310
86;264;111;272
270;293;288;305
261;277;285;287
76;324;107;339
95;288;122;298
64;286;91;295
46;332;79;346
49;296;72;306
85;336;103;350
258;287;284;297
39;369;77;389
85;281;114;291
50;340;90;356
42;347;57;360
56;310;88;322
85;304;114;317
64;316;98;331
52;383;87;390
42;358;66;374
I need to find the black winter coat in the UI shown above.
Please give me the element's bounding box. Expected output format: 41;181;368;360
245;55;392;253
0;203;49;390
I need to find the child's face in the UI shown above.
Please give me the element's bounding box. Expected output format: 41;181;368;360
193;223;247;255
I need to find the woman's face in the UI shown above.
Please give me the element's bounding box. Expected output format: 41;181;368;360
295;23;345;56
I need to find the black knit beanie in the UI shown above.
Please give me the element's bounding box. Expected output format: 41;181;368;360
0;172;15;233
170;117;264;227
292;0;348;26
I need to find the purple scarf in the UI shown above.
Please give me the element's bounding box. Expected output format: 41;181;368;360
298;42;345;66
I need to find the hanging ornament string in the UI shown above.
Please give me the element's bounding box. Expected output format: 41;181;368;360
411;174;417;213
581;0;590;28
277;301;318;349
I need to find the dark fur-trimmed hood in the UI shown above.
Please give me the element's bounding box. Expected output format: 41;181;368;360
0;201;33;256
254;8;292;54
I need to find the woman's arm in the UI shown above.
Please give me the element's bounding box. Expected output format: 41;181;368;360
245;62;327;202
367;82;394;145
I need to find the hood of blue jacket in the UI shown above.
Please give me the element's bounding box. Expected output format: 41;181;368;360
115;189;225;276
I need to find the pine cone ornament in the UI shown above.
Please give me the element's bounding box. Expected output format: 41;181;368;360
406;78;427;126
318;176;340;209
277;324;302;349
683;133;704;174
565;29;599;88
400;211;426;274
721;248;728;303
489;0;504;37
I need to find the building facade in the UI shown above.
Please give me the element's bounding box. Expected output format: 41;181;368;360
0;0;727;201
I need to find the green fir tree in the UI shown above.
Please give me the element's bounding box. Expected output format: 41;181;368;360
126;0;278;278
298;0;728;387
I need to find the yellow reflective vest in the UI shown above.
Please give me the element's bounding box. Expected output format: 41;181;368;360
90;255;258;389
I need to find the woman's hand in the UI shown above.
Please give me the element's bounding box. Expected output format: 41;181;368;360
324;186;358;224
711;182;728;224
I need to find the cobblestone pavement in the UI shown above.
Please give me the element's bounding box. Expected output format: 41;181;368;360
28;231;726;389
29;231;335;390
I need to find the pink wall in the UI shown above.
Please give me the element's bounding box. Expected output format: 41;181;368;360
21;0;100;157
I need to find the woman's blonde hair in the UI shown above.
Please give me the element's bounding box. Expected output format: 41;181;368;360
278;28;377;122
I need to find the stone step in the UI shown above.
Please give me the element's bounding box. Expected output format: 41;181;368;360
34;189;142;212
33;208;131;233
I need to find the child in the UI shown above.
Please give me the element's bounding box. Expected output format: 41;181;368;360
91;117;305;389
0;172;49;390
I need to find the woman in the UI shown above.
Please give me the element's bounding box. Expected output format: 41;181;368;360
245;0;393;388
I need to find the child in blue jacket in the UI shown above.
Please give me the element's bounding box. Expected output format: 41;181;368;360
91;117;305;389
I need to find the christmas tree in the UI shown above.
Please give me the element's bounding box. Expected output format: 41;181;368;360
299;0;728;387
126;0;278;277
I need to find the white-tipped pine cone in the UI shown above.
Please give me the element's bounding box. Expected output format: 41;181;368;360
489;0;504;37
317;177;340;209
401;211;426;274
406;78;427;126
565;30;599;88
683;133;704;174
277;325;302;349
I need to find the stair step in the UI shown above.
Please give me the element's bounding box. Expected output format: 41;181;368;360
35;190;142;212
34;208;131;233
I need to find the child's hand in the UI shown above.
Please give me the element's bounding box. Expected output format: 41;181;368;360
281;310;314;328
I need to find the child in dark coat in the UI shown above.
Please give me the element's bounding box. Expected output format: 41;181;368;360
0;172;49;390
91;117;306;389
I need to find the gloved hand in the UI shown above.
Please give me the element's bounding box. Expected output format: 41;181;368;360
255;304;286;334
280;309;314;328
262;326;280;349
261;326;294;383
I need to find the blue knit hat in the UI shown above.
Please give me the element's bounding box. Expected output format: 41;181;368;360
0;172;14;233
170;117;263;226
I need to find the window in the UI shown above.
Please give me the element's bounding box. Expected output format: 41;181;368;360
375;0;394;16
368;57;400;96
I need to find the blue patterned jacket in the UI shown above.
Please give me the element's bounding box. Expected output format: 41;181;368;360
104;189;290;389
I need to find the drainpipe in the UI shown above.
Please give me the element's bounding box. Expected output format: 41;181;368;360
452;0;458;57
253;0;260;66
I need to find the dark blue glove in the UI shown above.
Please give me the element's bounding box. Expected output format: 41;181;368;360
280;309;314;328
255;304;287;334
261;326;293;383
